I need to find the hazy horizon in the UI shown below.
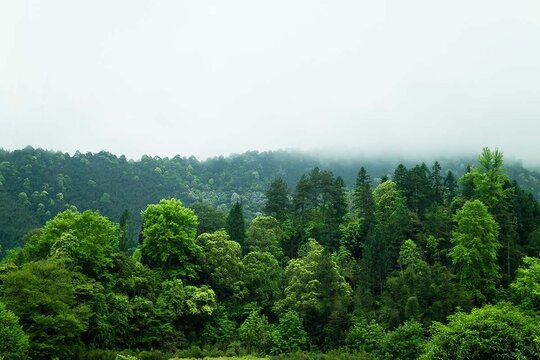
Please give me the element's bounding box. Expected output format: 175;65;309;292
2;1;539;165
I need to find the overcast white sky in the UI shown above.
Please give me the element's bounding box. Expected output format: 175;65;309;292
1;1;539;163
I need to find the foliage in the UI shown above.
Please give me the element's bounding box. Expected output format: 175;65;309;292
346;317;385;354
0;301;29;360
421;303;540;360
0;260;91;359
380;320;425;360
239;309;272;354
275;239;352;346
271;311;308;354
197;231;245;299
264;178;291;222
140;198;200;279
510;256;540;310
242;251;283;312
0;147;539;357
450;200;500;303
245;216;285;260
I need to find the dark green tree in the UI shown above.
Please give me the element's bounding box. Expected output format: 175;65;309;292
263;177;291;222
119;209;130;253
226;202;246;247
0;261;91;359
190;202;227;236
443;170;458;204
430;161;444;205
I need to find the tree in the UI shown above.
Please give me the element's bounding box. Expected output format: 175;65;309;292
461;148;509;208
154;279;216;349
263;178;291;222
363;180;410;294
242;251;283;312
291;168;347;251
353;167;375;222
239;309;272;354
0;301;29;360
140;198;200;279
226;202;246;247
0;261;91;359
421;303;540;360
430;161;444;205
190;202;227;235
443;170;458;204
119;209;130;253
510;256;540;310
450;200;500;303
271;311;308;354
346;317;385;354
23;209;119;279
245;216;285;260
381;320;425;360
196;231;245;299
275;239;352;346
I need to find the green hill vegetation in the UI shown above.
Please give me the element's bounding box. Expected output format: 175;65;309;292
0;147;539;359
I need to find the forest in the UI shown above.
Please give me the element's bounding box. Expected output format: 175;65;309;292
1;147;540;359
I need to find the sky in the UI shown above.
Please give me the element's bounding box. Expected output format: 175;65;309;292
1;1;539;164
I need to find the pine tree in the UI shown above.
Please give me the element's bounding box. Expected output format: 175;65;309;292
263;178;291;222
430;161;444;205
226;202;246;248
119;209;130;253
353;167;375;223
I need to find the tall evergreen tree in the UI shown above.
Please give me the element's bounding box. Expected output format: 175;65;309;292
353;167;375;223
263;178;291;222
226;202;246;248
430;161;444;205
119;209;130;253
443;170;458;204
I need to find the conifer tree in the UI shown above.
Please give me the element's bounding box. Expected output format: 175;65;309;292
226;202;246;248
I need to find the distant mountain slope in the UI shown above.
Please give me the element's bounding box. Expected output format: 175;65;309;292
1;146;539;256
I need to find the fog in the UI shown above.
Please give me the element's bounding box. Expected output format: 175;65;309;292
1;1;539;165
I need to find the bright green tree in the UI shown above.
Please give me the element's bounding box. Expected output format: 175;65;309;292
196;230;245;299
275;239;352;346
510;256;540;310
450;200;500;303
245;216;285;260
364;180;410;294
239;309;272;354
271;311;308;354
0;301;29;360
346;317;385;354
22;209;119;279
140;198;200;279
242;251;283;312
461;148;509;208
380;320;425;360
421;303;540;360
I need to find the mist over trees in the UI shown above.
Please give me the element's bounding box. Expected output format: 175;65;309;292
0;147;540;359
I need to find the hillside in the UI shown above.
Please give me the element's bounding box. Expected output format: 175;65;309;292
1;146;540;256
